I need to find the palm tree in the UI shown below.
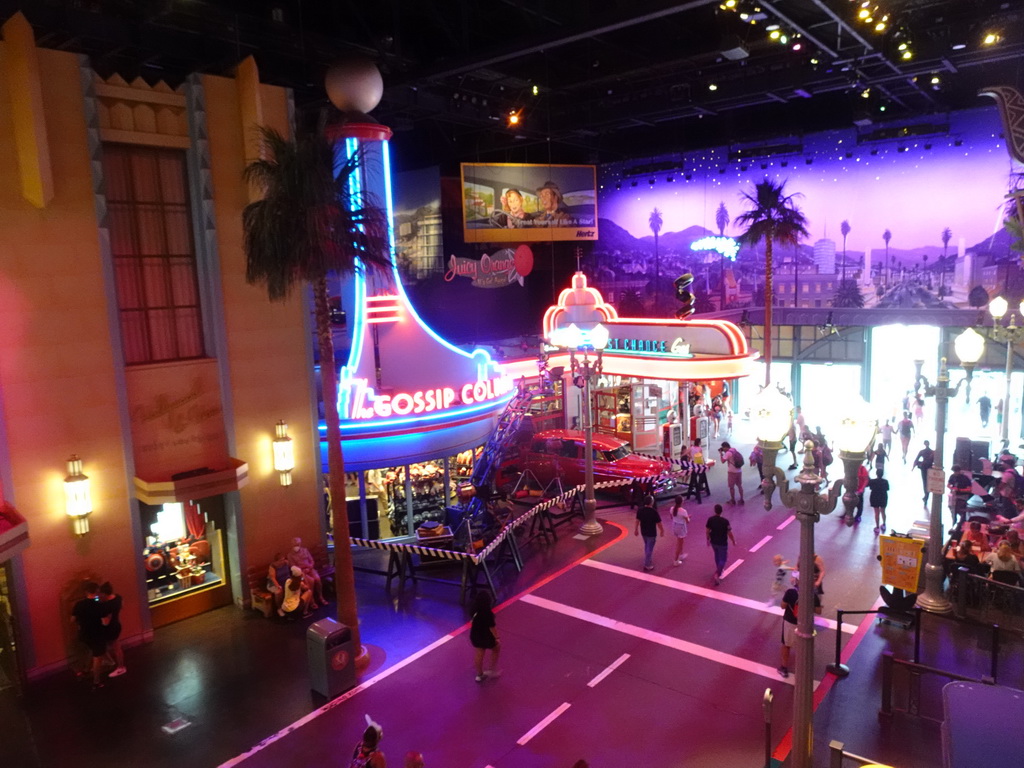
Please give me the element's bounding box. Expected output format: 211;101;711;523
715;201;730;236
243;125;392;656
735;178;809;386
833;278;865;308
840;220;851;281
649;207;663;304
882;229;892;288
716;201;730;307
941;227;952;294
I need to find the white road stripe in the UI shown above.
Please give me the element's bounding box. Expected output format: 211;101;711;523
581;559;853;634
522;594;810;687
516;702;572;745
749;535;773;553
721;558;745;578
587;653;631;688
777;515;796;530
218;634;455;767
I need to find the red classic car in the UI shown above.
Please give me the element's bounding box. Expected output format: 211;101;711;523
502;429;671;494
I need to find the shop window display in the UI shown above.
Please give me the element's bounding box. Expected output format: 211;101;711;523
141;500;226;604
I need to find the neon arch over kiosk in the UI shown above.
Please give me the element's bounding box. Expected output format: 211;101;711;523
322;118;514;471
542;272;758;381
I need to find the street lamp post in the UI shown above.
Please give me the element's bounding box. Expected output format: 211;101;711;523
987;296;1024;446
548;323;609;536
753;386;866;768
914;329;983;614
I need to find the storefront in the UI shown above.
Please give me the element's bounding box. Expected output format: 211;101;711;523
541;272;757;456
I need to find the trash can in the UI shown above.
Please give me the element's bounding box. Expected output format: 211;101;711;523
307;617;356;698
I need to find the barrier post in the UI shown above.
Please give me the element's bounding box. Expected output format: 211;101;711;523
828;740;845;768
826;610;849;677
913;607;922;664
762;688;773;768
990;624;1000;684
954;566;968;618
880;652;893;716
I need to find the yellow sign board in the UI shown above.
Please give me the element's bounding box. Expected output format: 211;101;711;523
880;535;925;592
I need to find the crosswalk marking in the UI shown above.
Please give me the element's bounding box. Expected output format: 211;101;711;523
522;594;812;687
581;559;854;633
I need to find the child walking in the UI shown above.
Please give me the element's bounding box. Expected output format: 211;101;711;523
670;495;690;565
470;591;501;682
769;554;794;602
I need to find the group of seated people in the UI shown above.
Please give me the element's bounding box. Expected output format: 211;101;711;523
266;537;330;619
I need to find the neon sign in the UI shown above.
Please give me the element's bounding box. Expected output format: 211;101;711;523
343;375;515;421
604;336;693;357
690;235;739;261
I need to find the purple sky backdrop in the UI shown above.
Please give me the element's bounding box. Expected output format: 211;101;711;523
599;107;1015;253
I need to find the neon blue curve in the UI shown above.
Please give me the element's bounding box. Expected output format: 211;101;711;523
319;390;515;433
338;137;367;421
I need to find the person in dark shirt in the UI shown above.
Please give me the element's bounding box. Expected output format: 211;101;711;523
71;581;109;689
947;465;972;525
99;581;126;678
469;591;500;682
634;494;664;571
867;469;890;534
705;503;736;585
778;571;821;678
913;440;935;503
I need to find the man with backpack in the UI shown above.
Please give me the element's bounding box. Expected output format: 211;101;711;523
719;441;745;505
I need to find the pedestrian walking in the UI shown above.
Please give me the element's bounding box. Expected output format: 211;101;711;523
99;581;126;677
469;591;501;682
979;394;992;428
718;441;746;504
635;494;664;571
813;553;826;597
868;468;890;534
897;412;914;462
70;581;108;690
879;418;894;456
912;440;934;503
750;443;765;494
706;503;736;585
669;495;690;565
872;442;888;477
778;571;820;678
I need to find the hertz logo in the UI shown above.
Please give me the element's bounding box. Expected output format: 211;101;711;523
576;230;595;237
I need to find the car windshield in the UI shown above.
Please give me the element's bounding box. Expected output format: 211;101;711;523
602;445;632;462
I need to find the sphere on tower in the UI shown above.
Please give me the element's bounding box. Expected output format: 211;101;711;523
325;56;384;114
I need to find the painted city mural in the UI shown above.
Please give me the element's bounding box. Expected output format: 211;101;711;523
592;106;1018;317
394;106;1020;342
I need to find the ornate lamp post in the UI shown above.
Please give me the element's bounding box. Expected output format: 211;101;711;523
548;323;609;536
835;397;877;522
987;297;1024;445
754;386;868;768
914;329;983;614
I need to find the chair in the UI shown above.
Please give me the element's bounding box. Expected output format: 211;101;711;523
991;570;1021;587
246;565;274;618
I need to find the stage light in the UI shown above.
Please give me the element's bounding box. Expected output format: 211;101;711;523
507;110;521;126
532;84;539;96
708;83;718;91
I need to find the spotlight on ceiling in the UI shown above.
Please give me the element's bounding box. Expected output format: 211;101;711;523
720;34;749;61
708;83;719;91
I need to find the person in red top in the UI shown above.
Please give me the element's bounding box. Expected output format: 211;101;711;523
841;462;870;526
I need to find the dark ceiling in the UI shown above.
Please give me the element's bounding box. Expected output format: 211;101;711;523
4;0;1023;169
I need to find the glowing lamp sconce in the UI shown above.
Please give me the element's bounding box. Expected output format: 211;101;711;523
272;421;295;487
63;454;92;536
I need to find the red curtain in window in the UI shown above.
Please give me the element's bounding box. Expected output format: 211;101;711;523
184;500;206;539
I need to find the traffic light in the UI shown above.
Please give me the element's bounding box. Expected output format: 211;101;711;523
674;273;695;319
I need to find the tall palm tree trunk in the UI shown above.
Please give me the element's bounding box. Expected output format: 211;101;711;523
764;238;774;386
313;275;361;654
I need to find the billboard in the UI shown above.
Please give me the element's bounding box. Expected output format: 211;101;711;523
461;163;598;243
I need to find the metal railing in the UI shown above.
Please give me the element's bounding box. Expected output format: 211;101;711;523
879;651;992;722
952;566;1024;633
828;740;890;768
